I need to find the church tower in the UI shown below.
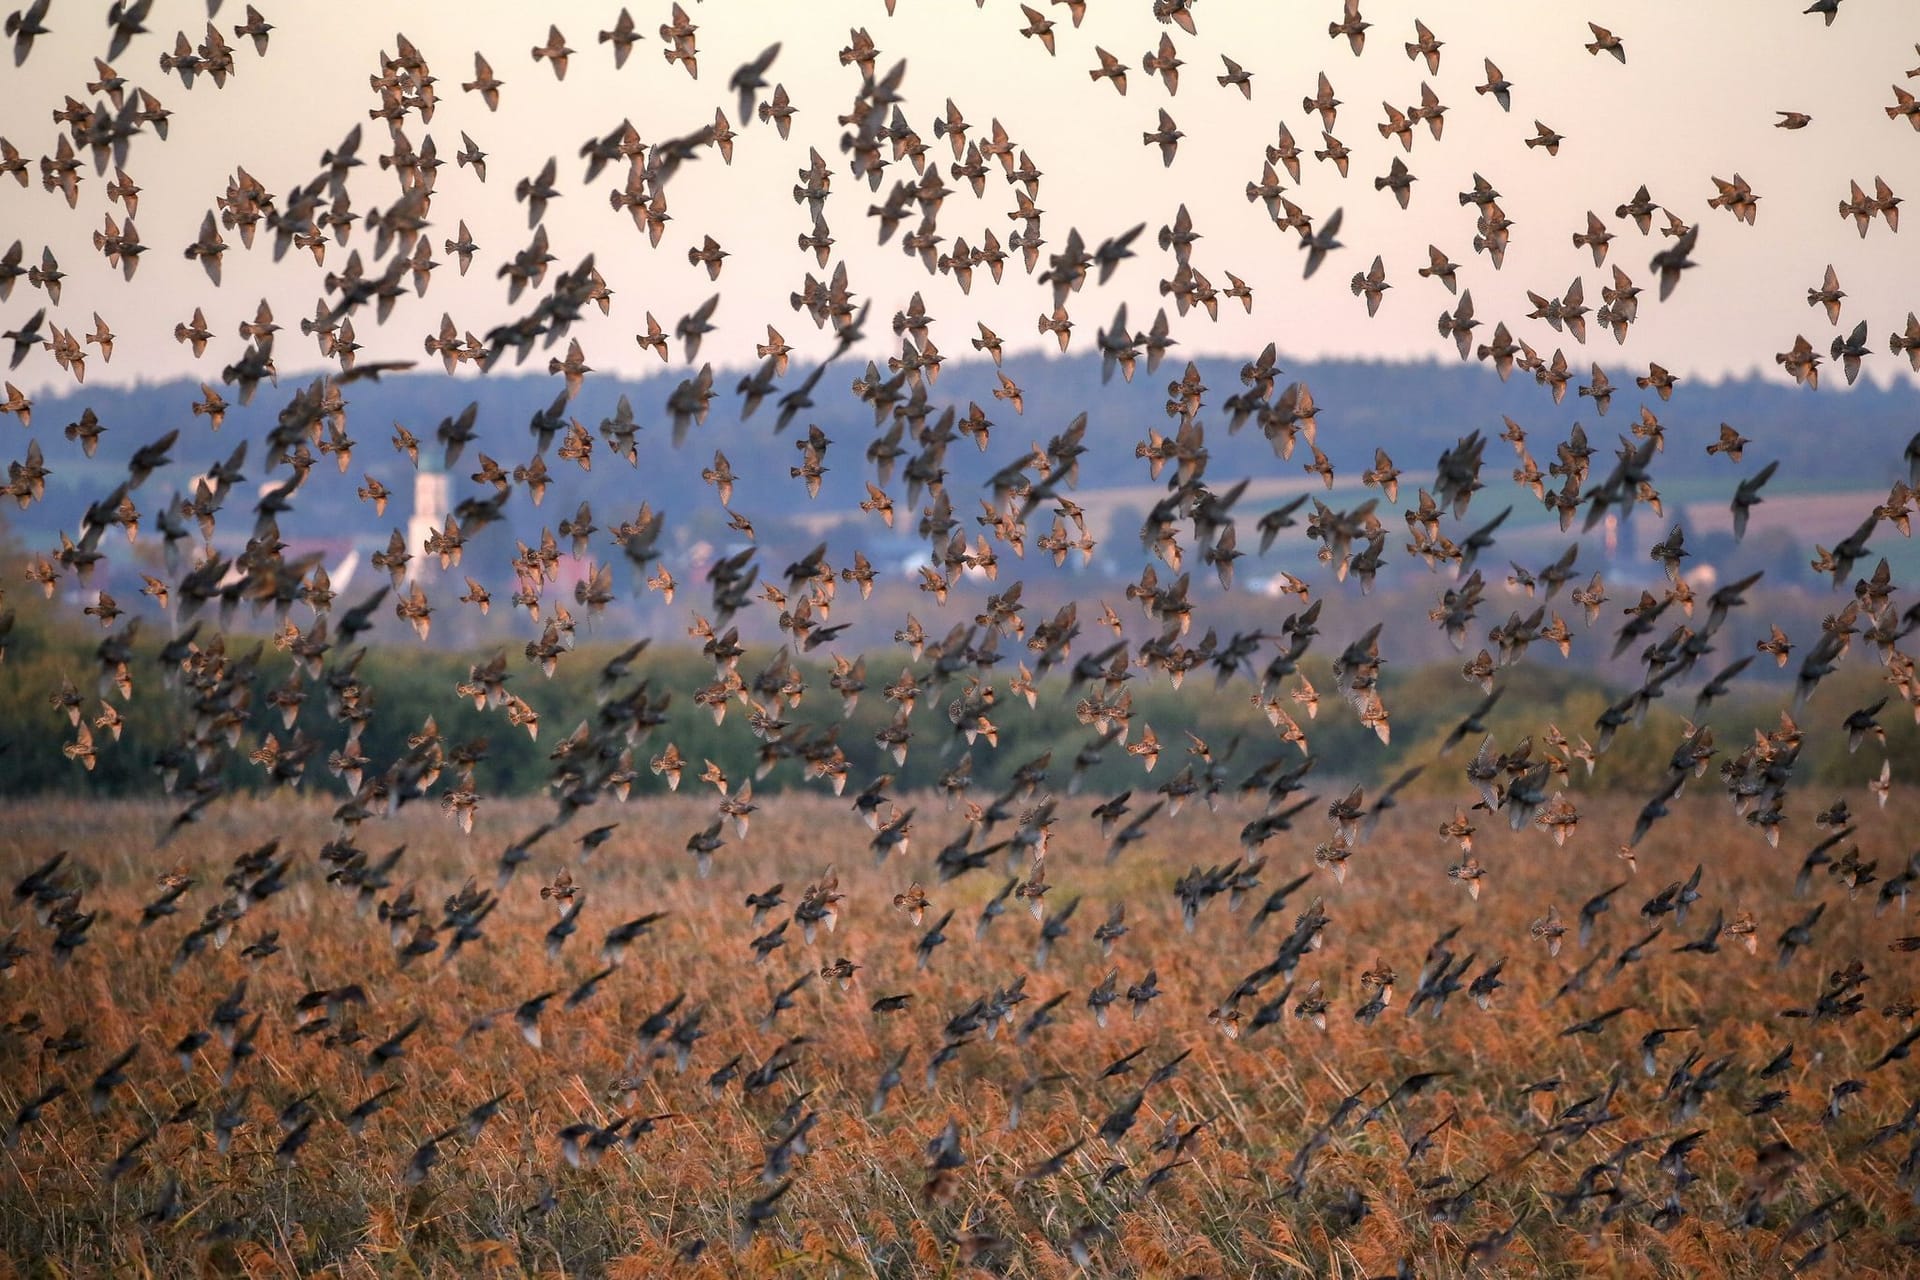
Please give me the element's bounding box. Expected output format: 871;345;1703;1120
406;455;448;578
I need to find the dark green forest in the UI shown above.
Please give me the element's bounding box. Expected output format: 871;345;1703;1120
0;542;1905;806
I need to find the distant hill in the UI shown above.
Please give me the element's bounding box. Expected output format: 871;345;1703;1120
8;351;1914;666
15;353;1917;554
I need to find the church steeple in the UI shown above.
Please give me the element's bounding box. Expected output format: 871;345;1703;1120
405;454;448;577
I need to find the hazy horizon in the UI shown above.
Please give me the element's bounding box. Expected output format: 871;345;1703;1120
2;1;1918;396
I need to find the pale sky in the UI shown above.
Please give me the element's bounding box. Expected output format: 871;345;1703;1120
3;0;1919;395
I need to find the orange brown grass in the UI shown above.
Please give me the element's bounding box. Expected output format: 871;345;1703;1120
0;788;1916;1277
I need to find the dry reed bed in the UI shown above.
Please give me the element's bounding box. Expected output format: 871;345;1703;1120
0;787;1915;1277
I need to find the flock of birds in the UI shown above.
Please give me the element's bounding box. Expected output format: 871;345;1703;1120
2;0;1920;1272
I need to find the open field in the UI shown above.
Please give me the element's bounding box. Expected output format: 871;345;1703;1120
1;789;1916;1278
